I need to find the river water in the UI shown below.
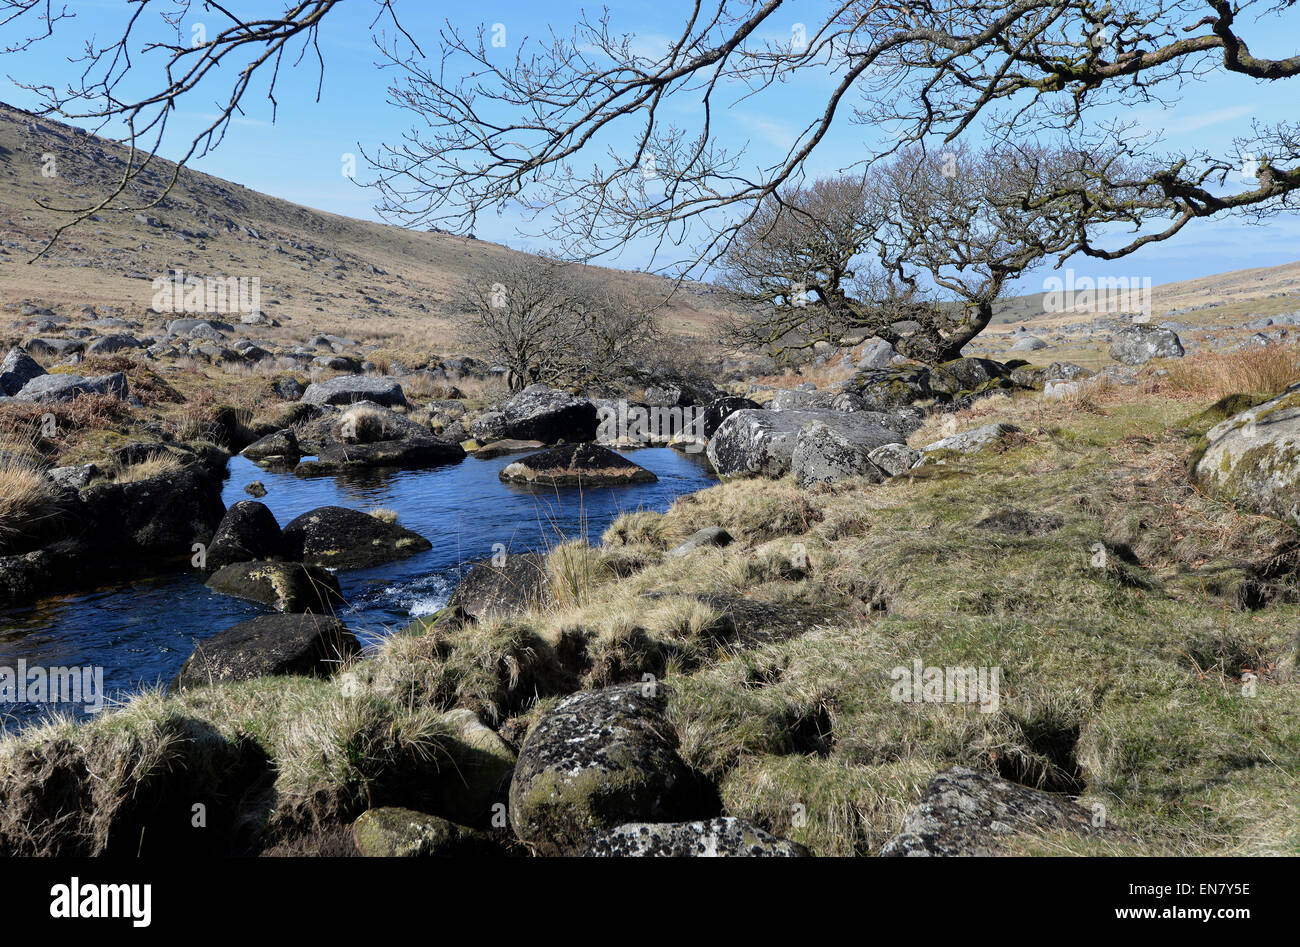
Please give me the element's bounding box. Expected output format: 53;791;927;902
0;447;715;727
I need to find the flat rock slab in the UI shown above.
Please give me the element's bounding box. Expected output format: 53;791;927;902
499;443;657;486
300;375;407;408
171;614;359;689
472;438;546;460
295;436;465;474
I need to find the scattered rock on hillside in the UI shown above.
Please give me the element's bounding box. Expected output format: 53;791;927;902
300;375;407;408
880;767;1107;856
792;421;885;489
0;347;44;396
1109;324;1184;365
917;422;1024;463
281;505;432;569
449;553;552;621
707;409;903;478
352;808;499;857
205;560;345;614
667;526;733;557
1192;389;1300;522
867;443;922;476
171;614;358;690
499;443;657;487
509;683;709;855
11;371;127;403
584;817;809;857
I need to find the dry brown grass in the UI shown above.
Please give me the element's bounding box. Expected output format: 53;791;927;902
0;452;60;547
113;452;183;483
1159;342;1300;400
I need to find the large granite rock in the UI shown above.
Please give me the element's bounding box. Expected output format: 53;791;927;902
1191;388;1300;522
707;409;903;478
80;467;225;558
205;561;344;614
497;384;598;443
509;683;706;855
171;614;359;689
281;506;432;570
791;421;885;488
0;347;45;396
449;553;552;621
11;372;127;403
1110;324;1184;365
206;500;284;570
300;375;407;408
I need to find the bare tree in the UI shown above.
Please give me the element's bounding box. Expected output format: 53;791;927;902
11;1;1300;274
460;257;659;391
723;142;1160;363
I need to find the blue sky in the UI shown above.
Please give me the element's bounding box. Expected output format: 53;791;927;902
4;1;1299;296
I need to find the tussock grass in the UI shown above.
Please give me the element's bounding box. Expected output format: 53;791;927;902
0;450;61;550
1160;341;1300;400
113;452;183;483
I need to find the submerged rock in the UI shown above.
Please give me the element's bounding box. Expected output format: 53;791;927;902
584;817;809;857
472;438;546;460
205;560;344;614
172;614;358;689
499;443;657;486
281;505;432;569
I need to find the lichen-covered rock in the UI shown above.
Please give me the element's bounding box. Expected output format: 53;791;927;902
867;442;922;476
791;421;885;488
879;767;1107;856
845;366;934;410
430;708;518;826
1109;324;1184;365
172;614;358;689
12;371;127;403
917;422;1024;463
80;466;225;558
206;500;284;570
448;553;552;621
0;346;45;396
509;683;706;855
498;384;598;443
499;443;657;487
857;337;896;369
927;357;1010;396
241;428;301;465
1192;389;1300;522
584;817;809;857
300;375;407;408
352;807;498;857
281;505;432;570
707;409;903;479
205;560;344;613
